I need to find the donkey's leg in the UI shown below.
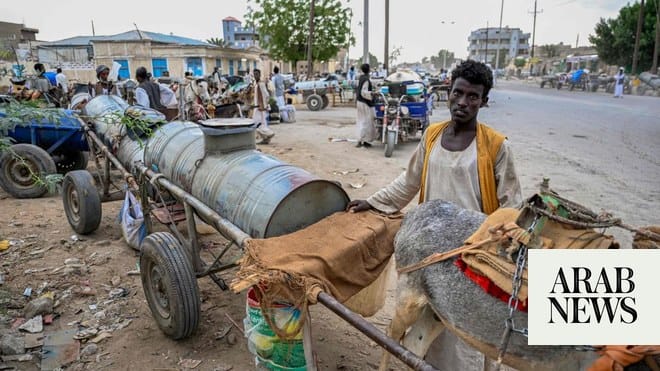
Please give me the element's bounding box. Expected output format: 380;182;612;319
378;274;427;371
402;304;445;358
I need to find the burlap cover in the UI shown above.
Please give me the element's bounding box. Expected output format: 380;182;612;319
461;208;618;302
231;210;401;309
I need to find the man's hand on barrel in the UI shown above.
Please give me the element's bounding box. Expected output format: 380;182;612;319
347;199;373;213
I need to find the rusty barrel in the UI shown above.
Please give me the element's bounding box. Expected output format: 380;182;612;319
143;119;349;238
82;97;349;238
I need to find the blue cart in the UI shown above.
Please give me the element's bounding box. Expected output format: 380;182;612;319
0;106;89;198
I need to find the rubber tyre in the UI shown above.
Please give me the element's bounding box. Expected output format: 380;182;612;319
140;232;200;340
54;151;90;173
384;130;396;158
321;95;330;109
540;81;546;88
306;94;323;111
0;143;57;199
62;170;101;234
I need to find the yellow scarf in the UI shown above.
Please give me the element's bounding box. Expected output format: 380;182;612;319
419;121;505;215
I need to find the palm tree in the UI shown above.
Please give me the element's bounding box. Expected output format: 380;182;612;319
206;37;225;46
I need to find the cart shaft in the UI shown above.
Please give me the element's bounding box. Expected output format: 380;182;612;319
317;292;437;371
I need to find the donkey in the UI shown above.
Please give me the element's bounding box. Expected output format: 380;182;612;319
183;78;211;121
379;200;600;371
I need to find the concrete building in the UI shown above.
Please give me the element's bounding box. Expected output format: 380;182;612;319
222;17;259;49
0;21;39;62
37;30;265;83
0;21;39;51
467;27;530;66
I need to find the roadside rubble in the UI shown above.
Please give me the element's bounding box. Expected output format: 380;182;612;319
0;234;137;371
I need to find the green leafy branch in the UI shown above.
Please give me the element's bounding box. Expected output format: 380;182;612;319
0;99;69;193
0;98;68;153
6;147;63;194
95;110;157;149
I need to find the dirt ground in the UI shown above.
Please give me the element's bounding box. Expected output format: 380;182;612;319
1;81;658;371
0;99;416;371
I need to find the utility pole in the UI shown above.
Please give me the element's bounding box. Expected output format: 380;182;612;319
495;0;504;72
485;22;489;64
307;0;315;77
529;0;543;75
363;0;369;64
632;0;645;75
91;20;96;36
652;0;659;74
575;33;579;48
384;0;389;74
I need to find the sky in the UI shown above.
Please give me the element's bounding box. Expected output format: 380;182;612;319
1;0;629;64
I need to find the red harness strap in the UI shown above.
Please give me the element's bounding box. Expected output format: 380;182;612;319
454;258;528;312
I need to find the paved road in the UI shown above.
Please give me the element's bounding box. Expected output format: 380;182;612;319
290;80;659;246
476;80;660;244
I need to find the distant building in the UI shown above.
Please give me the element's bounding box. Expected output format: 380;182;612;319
0;21;39;62
222;17;259;49
467;27;530;66
0;21;39;51
37;30;264;83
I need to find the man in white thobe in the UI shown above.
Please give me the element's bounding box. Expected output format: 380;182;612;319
349;60;522;371
252;69;274;144
355;63;377;147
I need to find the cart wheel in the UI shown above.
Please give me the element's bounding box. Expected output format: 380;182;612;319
306;94;323;111
141;232;200;340
384;130;396;158
54;151;90;173
0;143;57;199
62;170;101;234
321;95;330;109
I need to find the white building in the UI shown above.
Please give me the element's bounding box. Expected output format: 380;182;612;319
467;27;530;66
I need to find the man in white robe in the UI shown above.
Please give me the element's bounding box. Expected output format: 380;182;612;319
355;63;377;147
252;69;274;144
348;60;522;371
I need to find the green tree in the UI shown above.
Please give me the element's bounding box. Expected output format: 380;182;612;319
540;44;559;58
206;37;225;46
514;57;526;68
429;50;454;69
246;0;354;72
368;52;379;68
588;0;658;72
389;46;403;67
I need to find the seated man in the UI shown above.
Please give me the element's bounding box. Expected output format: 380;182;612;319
30;63;53;101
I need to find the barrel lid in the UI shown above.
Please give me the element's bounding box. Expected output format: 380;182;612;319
199;118;254;129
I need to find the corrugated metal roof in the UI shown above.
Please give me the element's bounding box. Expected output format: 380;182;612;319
41;30;212;47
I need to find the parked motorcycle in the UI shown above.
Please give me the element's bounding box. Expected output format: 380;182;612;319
374;71;431;158
376;92;407;157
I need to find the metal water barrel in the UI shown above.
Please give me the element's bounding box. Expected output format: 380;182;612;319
82;95;130;145
82;96;166;158
144;119;349;238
